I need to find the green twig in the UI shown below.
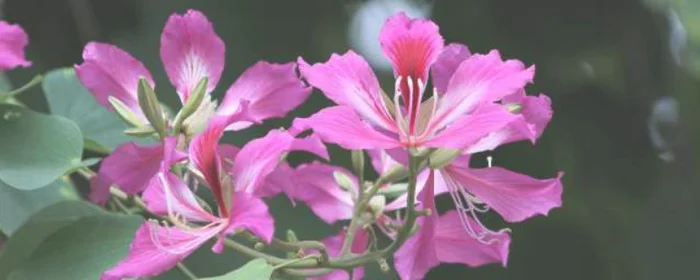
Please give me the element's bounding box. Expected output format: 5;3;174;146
176;263;198;280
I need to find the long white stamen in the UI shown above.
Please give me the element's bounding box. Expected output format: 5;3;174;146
393;79;409;141
443;171;508;244
149;222;223;255
487;156;493;168
407;77;415;130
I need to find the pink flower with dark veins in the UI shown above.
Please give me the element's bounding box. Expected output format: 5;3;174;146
292;12;535;150
0;21;31;71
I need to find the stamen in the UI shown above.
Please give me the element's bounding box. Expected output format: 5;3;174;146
148;222;222;255
487;156;493;168
393;79;409;141
443;171;508;244
416;87;440;140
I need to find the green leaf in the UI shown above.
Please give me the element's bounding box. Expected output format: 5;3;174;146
42;68;151;151
0;178;78;235
199;259;274;280
7;210;141;280
0;201;105;279
0;105;83;190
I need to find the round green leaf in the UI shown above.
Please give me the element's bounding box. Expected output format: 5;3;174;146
0;201;105;280
7;211;141;280
42;68;151;152
200;259;274;280
0;105;83;190
0;178;78;235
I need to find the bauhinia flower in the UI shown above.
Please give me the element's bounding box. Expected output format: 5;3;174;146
80;9;312;204
0;21;31;71
292;12;534;150
75;9;311;130
101;110;320;279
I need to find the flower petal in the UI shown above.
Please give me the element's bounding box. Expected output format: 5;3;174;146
467;92;553;154
434;211;510;267
292;162;355;224
291;106;400;150
394;170;439;280
232;129;294;193
379;12;443;83
102;222;221;279
425;104;520;150
257;163;296;199
75;42;154;117
431;43;470;94
367;149;401;176
298;52;396;131
160;9;224;102
0;21;31;70
430;50;534;130
443;165;564;223
142;172;216;222
218;61;311;130
227;191;275;243
90;138;184;205
290;134;330;161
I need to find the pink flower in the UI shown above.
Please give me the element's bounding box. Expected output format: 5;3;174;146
394;170;510;280
0;21;31;70
292;13;533;149
75;9;310;128
102;110;299;278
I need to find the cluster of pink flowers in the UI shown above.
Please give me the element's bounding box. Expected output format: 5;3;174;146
70;9;562;280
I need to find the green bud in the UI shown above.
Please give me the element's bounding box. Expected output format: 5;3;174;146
376;165;408;185
137;77;166;138
124;126;156;137
368;195;386;217
108;96;145;127
351;150;365;177
173;77;208;134
182;95;217;136
377;182;408;198
505;102;522;114
428;148;461;169
333;171;357;195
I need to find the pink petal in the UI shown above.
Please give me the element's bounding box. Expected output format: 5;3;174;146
257;163;296;198
434;211;510;267
425;104;520;150
218;144;240;171
142;172;216;222
394;170;439;280
298;52;396;132
431;43;470;94
385;169;448;211
290;134;330;161
218;61;311;130
291;106;400;150
75;42;154;117
160;9;224;102
367;149;401;176
227;191;275;243
467;92;553;154
102;222;222;279
429;50;534;130
0;21;31;70
312;229;368;280
189;115;230;215
90;138;183;205
378;12;443;83
443;165;564;223
291;162;355;224
232;129;294;193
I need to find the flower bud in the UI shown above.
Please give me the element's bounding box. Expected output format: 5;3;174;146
124;126;156;137
182;95;217;136
108;96;145;127
351;149;365;177
137;77;166;138
376;165;408;185
368;195;386;217
377;182;408;198
428;148;461;169
173;77;208;134
333;171;357;195
505;102;522;114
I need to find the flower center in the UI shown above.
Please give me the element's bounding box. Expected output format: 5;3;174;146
392;76;439;146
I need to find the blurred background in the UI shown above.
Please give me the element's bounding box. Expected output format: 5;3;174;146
2;0;700;279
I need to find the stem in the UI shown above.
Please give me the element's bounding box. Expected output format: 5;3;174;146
273;255;317;270
176;263;197;280
382;152;419;253
271;238;329;264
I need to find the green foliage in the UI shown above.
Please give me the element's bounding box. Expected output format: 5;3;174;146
0;201;141;280
42;68;151;152
0;105;83;190
199;259;274;280
0;178;78;236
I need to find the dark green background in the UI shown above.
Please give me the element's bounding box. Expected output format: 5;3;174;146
3;0;700;279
